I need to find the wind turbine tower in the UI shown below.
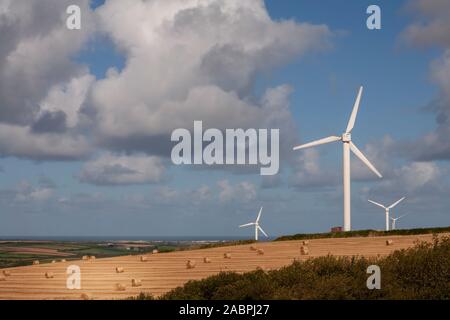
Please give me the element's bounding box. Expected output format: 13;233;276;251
293;86;383;231
368;197;406;231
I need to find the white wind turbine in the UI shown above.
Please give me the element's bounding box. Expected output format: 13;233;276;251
368;197;406;231
293;86;382;231
390;213;409;230
239;207;268;241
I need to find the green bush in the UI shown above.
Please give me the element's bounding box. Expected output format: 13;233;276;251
131;235;450;300
127;292;155;300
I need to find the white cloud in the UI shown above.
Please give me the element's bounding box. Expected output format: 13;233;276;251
159;186;179;199
0;0;95;160
0;0;94;125
361;161;447;199
0;0;333;182
78;153;166;185
290;148;339;189
400;0;450;161
189;185;211;204
398;162;442;191
90;0;331;152
402;0;450;47
39;74;95;128
351;135;395;181
0;123;91;160
218;179;257;203
13;181;54;203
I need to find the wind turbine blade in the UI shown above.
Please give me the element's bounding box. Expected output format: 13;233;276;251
258;226;268;237
368;199;386;209
239;222;255;228
293;136;341;151
397;213;409;220
256;207;263;223
350;142;382;178
388;197;406;209
345;86;363;133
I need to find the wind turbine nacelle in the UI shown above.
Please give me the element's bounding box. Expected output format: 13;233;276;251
342;132;351;142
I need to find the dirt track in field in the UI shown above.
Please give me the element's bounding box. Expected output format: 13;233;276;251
0;233;443;300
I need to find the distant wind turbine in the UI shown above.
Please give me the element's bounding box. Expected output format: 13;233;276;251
293;86;382;231
390;213;409;230
239;207;268;241
368;197;406;231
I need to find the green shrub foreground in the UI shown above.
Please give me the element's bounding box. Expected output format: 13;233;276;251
129;235;450;300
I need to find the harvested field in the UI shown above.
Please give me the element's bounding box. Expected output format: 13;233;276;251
0;233;443;300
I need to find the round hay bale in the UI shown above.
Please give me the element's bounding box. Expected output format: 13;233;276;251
51;260;56;264
115;267;124;273
132;279;142;287
256;249;265;255
32;260;40;265
81;293;92;300
115;283;126;291
61;259;66;263
45;272;54;279
250;245;257;251
224;253;232;259
3;270;11;277
152;249;159;254
82;256;89;260
302;240;309;245
300;246;309;255
386;240;394;246
203;257;212;264
186;260;196;269
140;256;148;262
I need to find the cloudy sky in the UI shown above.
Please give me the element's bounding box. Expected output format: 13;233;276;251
0;0;449;237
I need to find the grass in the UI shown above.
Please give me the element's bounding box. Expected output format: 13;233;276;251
196;240;256;250
130;235;450;300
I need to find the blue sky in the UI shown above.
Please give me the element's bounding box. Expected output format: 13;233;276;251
0;0;449;237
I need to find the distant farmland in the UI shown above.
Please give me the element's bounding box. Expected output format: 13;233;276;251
0;241;186;269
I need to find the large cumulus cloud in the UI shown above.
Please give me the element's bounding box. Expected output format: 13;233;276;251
0;0;333;185
0;0;95;160
89;0;331;156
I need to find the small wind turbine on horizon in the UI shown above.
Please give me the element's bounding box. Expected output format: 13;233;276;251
239;207;268;241
293;86;382;232
368;197;406;231
390;213;409;230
